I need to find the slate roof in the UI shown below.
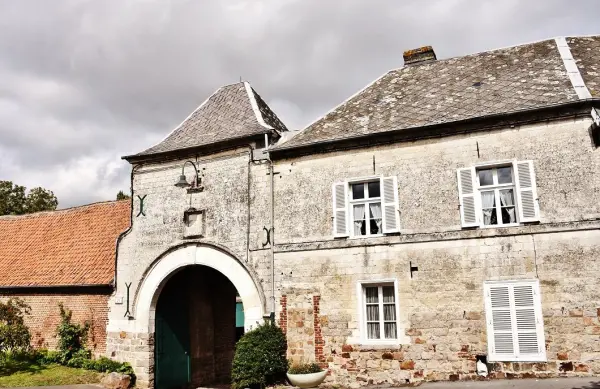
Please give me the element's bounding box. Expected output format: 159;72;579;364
130;82;287;158
0;201;130;287
278;36;599;150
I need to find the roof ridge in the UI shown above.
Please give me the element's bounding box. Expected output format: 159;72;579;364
244;81;274;130
0;199;128;221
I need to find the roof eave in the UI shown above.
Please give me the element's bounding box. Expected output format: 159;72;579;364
122;130;274;163
271;99;600;158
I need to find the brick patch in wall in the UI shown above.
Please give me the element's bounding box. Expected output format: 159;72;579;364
0;290;110;354
279;295;287;334
313;295;325;366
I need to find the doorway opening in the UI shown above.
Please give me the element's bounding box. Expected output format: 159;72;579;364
154;266;242;389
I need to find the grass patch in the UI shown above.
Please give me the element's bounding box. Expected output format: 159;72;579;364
0;359;101;387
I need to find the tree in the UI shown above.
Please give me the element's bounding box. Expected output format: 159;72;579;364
0;181;58;215
0;298;32;353
116;190;130;200
25;187;59;213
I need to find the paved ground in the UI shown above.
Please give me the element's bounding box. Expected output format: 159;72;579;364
421;377;600;388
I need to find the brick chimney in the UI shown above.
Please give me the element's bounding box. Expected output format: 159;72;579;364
403;46;436;65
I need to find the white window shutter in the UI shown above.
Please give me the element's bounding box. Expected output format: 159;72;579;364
381;176;400;233
485;280;546;362
457;167;479;227
514;161;540;223
332;181;349;237
485;284;516;361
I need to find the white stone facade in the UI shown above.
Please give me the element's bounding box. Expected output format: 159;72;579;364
108;115;600;387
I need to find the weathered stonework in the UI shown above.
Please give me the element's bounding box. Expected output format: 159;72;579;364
270;117;600;386
108;102;600;387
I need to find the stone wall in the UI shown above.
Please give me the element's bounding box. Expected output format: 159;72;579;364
270;116;600;385
0;290;110;354
107;146;274;387
107;114;600;387
273;117;600;242
275;229;600;386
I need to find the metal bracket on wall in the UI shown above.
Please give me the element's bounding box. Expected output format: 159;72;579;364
124;282;132;318
410;261;419;278
262;226;272;248
136;195;147;217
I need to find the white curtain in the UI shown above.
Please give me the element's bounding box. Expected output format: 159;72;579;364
500;190;516;223
365;287;380;339
481;192;495;225
353;205;365;235
370;203;383;233
382;287;397;338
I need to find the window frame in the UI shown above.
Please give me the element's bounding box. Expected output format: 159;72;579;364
347;176;384;238
475;162;519;228
357;279;401;344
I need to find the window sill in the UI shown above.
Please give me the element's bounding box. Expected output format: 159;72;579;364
352;341;409;350
480;223;520;229
349;234;384;240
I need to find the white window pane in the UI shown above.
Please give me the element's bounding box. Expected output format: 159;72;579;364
367;323;380;339
352;183;365;199
499;189;515;206
366;305;380;321
367;181;380;198
478;169;493;186
382;286;395;303
501;207;516;224
497;167;513;184
353;204;365;236
384;322;397;339
481;191;496;225
369;203;382;234
365;287;378;303
383;304;396;321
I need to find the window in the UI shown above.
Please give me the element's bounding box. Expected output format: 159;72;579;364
362;284;398;341
332;176;400;238
457;161;539;228
350;181;382;236
484;280;546;362
477;166;517;226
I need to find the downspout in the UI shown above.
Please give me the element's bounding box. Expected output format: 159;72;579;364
266;133;276;319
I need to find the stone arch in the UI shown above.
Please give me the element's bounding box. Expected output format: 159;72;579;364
134;243;266;333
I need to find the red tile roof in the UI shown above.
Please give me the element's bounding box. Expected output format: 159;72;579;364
0;200;130;287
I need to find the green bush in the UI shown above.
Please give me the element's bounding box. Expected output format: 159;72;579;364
36;349;62;365
56;303;90;361
288;362;322;374
0;299;32;353
231;321;288;389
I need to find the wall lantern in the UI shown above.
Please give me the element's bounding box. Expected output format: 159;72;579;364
174;160;204;191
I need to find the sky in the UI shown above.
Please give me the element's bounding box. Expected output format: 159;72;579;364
0;0;598;208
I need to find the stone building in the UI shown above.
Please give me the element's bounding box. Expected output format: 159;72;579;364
0;200;130;354
103;35;600;389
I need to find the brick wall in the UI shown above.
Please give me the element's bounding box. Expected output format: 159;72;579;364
0;289;111;354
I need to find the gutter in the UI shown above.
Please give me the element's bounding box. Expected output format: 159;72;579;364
0;284;113;291
271;99;600;158
111;164;137;290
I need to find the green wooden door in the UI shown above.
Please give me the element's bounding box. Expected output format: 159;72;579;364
155;284;190;389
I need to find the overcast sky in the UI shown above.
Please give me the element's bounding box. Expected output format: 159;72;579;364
0;0;597;208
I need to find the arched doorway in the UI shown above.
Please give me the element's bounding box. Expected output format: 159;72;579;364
155;266;239;388
133;244;266;389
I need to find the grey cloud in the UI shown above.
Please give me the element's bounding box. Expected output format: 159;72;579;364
0;0;598;207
